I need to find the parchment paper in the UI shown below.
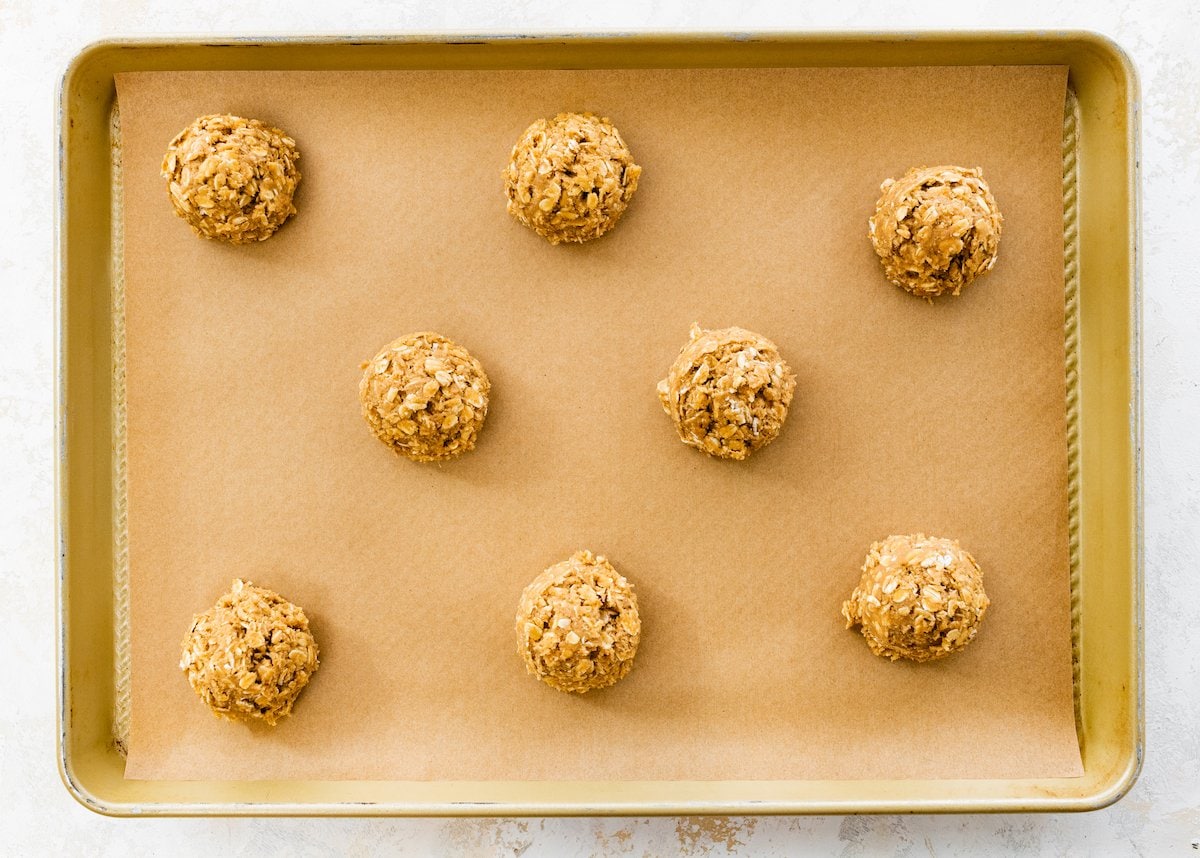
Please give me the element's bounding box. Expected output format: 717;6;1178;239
117;65;1081;781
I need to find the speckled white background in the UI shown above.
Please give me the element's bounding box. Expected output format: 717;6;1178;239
1;1;1196;854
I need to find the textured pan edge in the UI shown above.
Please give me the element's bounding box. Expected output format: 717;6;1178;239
111;98;131;757
105;76;1088;766
1062;86;1083;728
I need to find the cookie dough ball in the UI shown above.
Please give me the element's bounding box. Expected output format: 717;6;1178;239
516;550;641;694
842;534;990;662
162;114;301;244
359;332;490;463
869;166;1003;297
657;324;797;461
180;580;319;725
503;112;642;244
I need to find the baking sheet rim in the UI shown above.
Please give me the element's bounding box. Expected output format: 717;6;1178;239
54;32;1143;816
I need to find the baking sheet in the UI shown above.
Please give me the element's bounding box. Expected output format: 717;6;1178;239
115;65;1081;781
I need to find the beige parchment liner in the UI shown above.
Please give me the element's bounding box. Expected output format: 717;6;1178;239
116;66;1080;781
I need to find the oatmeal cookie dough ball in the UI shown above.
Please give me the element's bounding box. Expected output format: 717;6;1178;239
162;114;301;244
359;332;490;463
503;111;642;244
657;324;797;461
180;579;319;725
869;166;1003;298
842;534;990;662
516;550;641;694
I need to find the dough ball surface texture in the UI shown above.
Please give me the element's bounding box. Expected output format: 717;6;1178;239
657;324;797;460
162;114;300;244
869;165;1003;297
180;579;319;725
503;111;642;244
359;332;490;463
842;534;990;662
516;550;641;694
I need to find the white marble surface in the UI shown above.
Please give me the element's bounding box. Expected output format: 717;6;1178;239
2;0;1197;854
